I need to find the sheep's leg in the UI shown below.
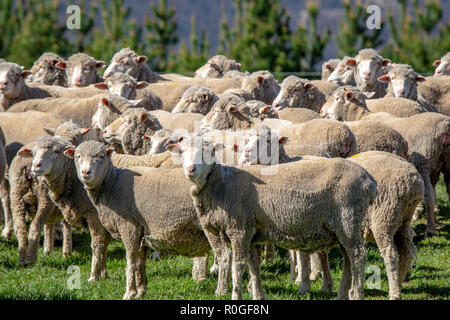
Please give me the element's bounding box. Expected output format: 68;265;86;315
204;231;231;296
346;241;367;300
135;245;149;298
423;174;437;237
310;253;322;281
263;243;275;262
0;179;13;239
43;224;55;254
289;250;298;281
395;226;417;285
122;233;141;300
230;235;250;300
192;253;209;281
247;245;265;300
25;210;51;265
11;201;28;266
337;246;351;300
374;233;400;300
87;217;110;282
297;252;311;296
61;220;72;258
318;252;333;294
294;251;302;284
209;254;219;275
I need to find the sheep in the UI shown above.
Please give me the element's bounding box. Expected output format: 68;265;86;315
93;72;149;99
272;76;326;112
194;55;241;79
345;120;409;158
320;86;450;236
377;63;436;112
0;58;5;64
22;136;112;281
223;70;250;79
57;53;105;88
10;121;90;265
327;56;357;86
219;88;253;101
0;62;51;111
149;109;204;134
66;140;212;299
310;79;339;97
276;108;321;124
27;52;67;86
102;108;163;155
171;85;219;115
241;71;280;105
366;97;427;117
0;126;7;236
433;52;450;77
170;135;377;300
321;58;341;81
418;75;450;116
144;128;181;155
299;151;424;300
343;48;390;98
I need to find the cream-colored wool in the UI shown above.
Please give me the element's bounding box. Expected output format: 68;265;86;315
28;52;67;87
321;58;341;81
418;76;450;116
327;57;357;86
241;71;280;104
276;108;321;124
65;53;105;88
172;85;219;115
433;52;450;77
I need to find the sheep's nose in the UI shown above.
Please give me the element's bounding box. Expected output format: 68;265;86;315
363;72;371;76
81;169;91;176
33;161;42;170
186;166;196;174
319;110;327;118
273;103;279;108
0;81;7;86
397;90;405;96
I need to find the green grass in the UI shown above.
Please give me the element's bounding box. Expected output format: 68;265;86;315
1;176;449;300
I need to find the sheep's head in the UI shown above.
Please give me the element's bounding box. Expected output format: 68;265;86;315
242;71;280;104
433;52;450;78
238;125;287;165
144;129;181;155
0;63;31;98
92;94;142;131
349;49;390;87
321;58;341;81
378;63;425;99
320;86;373;121
103;48;148;79
327;57;356;86
19;136;70;178
67;141;113;189
44;120;91;147
102;108;161;155
272;76;319;110
173;85;219;115
65;53;105;87
167;135;222;188
95;72;147;99
29;52;67;86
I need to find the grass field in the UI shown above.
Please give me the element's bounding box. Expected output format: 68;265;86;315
0;177;449;300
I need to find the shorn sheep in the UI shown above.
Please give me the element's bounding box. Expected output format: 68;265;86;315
66;141;212;299
170;135;377;300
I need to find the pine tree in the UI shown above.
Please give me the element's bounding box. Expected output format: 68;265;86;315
145;0;179;72
71;0;98;53
335;0;384;58
0;0;16;59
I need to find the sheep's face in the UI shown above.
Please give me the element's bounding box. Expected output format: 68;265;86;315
174;89;217;115
194;63;221;78
238;127;286;165
350;52;390;86
242;73;280;104
434;59;450;77
30;143;67;178
66;55;105;87
272;79;316;109
320;92;342;120
201;104;239;131
168;137;218;187
29;56;67;86
73;147;112;187
148;130;179;155
378;69;425;99
102;114;129;145
328;59;355;86
92;98;118;131
103;52;148;79
98;73;147;99
0;64;30;98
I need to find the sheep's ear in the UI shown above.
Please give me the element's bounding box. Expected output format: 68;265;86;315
236;63;241;70
136;81;148;89
362;92;376;99
227;105;237;114
106;148;113;157
143;135;151;141
381;59;391;66
345;91;354;101
415;75;426;83
433;60;441;67
136;56;148;64
94;82;108;90
257;76;264;84
202;93;208;101
95;61;106;69
43;128;55;136
279;136;288;145
63;147;75;158
55;61;67;70
304;83;313;90
346;59;357;67
22;70;32;78
166;144;181;153
139;112;148;122
259;106;271;115
325;64;332;71
232;144;239;151
101;98;109;106
18;148;33;158
378;74;390;83
80;128;91;135
129;99;142;106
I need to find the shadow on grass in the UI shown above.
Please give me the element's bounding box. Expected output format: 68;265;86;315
402;284;450;297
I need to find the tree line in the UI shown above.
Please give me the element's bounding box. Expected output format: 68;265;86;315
0;0;449;74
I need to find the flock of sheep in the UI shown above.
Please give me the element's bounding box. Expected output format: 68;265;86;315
0;47;449;300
